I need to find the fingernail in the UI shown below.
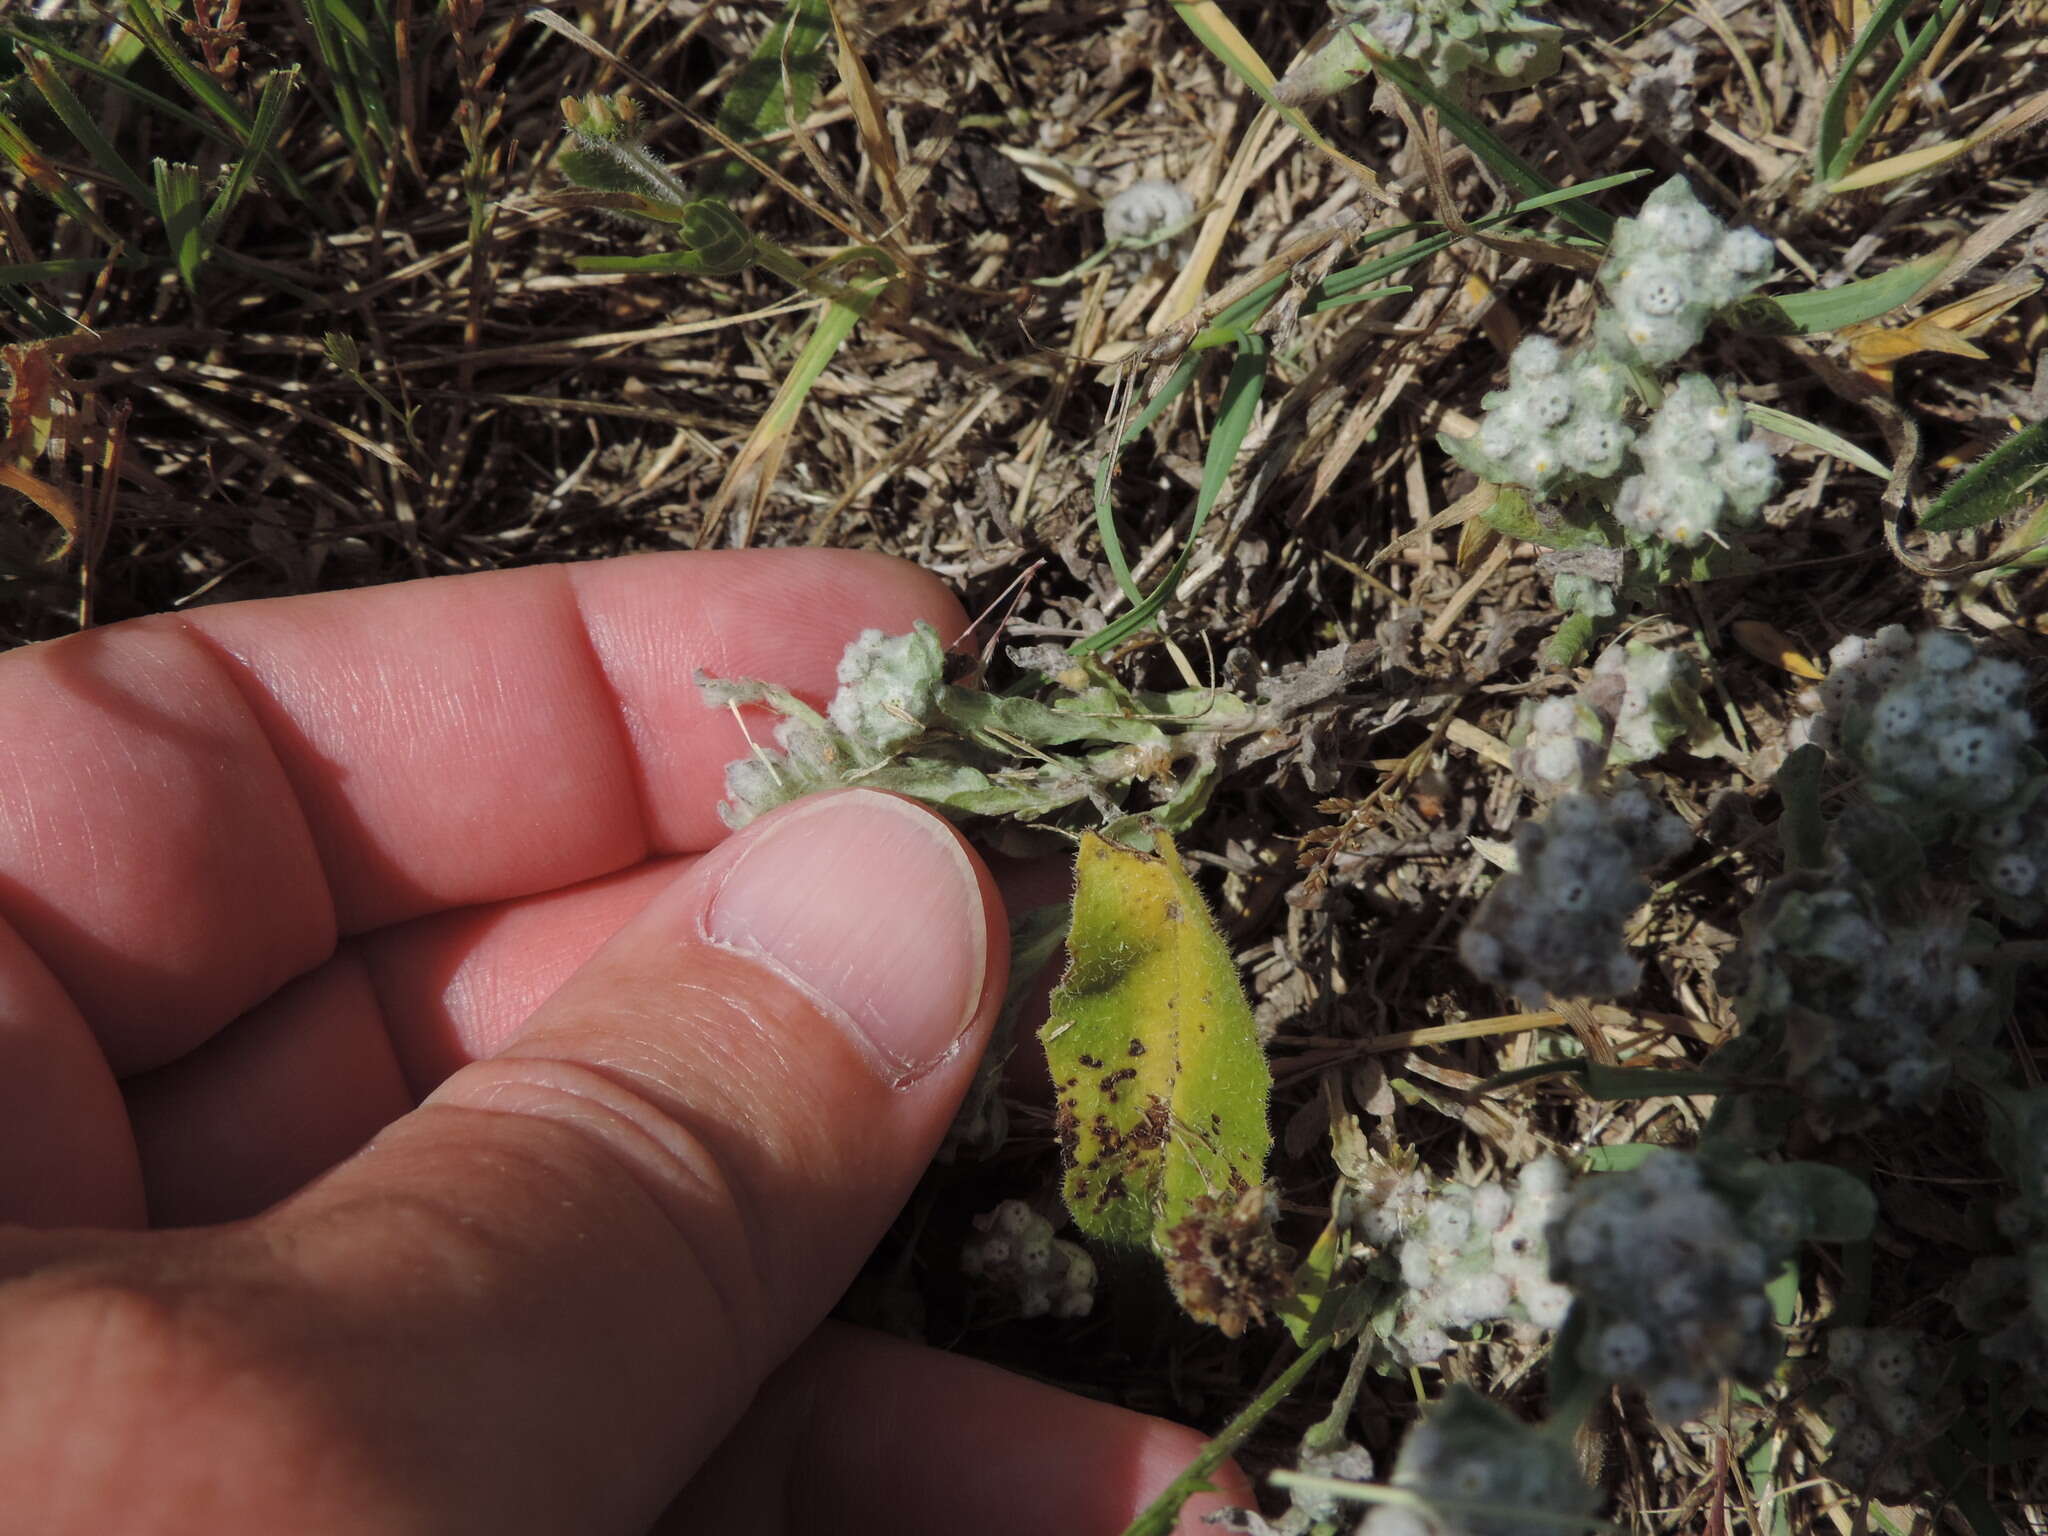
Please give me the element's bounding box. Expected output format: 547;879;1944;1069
703;790;988;1080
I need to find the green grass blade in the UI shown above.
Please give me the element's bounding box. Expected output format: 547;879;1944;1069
1;21;237;155
153;157;208;293
1363;49;1613;242
1728;249;1947;334
299;0;386;197
0;255;143;284
1091;356;1204;604
1918;419;2048;534
120;0;254;137
206;67;298;235
0;109;119;244
1820;0;1970;185
1814;0;1918;178
1194;173;1643;351
696;0;832;201
1744;403;1891;479
21;51;153;207
1075;338;1269;656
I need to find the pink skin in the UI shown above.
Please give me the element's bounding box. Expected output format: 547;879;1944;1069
0;549;1252;1535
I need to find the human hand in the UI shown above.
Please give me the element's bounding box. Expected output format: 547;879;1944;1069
0;549;1248;1535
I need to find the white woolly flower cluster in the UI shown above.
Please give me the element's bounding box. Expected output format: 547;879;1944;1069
1446;336;1633;495
1101;179;1195;248
1460;783;1691;1005
960;1200;1097;1320
1548;1149;1788;1422
1842;629;2035;815
1612;374;1777;548
1595;177;1775;368
1615;40;1699;141
1733;881;1986;1124
1327;0;1563;94
700;620;950;826
1513;693;1607;798
1797;624;1916;753
826;622;946;750
1972;788;2048;921
1358;1386;1597;1536
1822;1328;1952;1498
1352;1160;1575;1365
1512;641;1716;797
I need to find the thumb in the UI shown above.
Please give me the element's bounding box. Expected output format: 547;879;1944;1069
236;789;1001;1533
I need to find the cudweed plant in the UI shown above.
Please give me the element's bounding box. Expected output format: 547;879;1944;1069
1446;178;1781;662
1509;638;1723;798
960;1200;1097;1320
1817;1328;1957;1499
1350;1386;1596;1536
1545;1147;1815;1423
1342;1157;1575;1366
696;620;1248;835
1458;779;1691;1007
1277;0;1564;107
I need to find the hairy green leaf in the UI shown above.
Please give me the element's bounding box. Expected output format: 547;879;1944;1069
1727;252;1947;335
1918;419;2048;533
1043;830;1272;1249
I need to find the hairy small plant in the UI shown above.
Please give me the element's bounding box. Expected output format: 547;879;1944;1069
960;1199;1098;1320
1447;178;1783;658
1459;781;1691;1005
1102;178;1196;248
1839;629;2038;821
1355;1385;1597;1536
1344;1158;1574;1365
1511;639;1721;797
1443;337;1632;497
1594;177;1776;368
1724;860;2000;1132
1612;374;1778;548
1277;0;1563;106
1614;41;1700;141
1819;1328;1956;1498
1549;1148;1818;1422
697;621;1250;834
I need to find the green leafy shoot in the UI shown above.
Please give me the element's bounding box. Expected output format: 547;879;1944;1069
299;0;400;197
696;0;832;202
20;50;153;207
1078;339;1267;656
1744;403;1891;480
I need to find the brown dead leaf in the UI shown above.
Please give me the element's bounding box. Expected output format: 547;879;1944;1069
1842;277;2041;387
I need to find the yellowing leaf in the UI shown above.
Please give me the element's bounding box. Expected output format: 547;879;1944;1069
1732;619;1825;681
1042;830;1273;1254
1841;277;2040;385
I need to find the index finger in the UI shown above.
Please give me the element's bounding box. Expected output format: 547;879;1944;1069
0;549;965;1074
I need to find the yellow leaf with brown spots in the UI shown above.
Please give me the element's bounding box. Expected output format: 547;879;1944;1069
1041;830;1272;1252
